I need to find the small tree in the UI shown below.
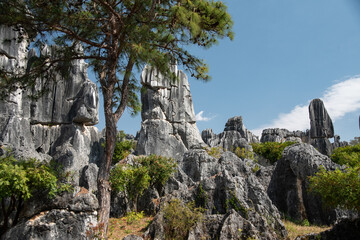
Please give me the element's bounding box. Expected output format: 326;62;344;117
309;166;360;212
110;155;176;211
251;142;296;164
0;154;69;236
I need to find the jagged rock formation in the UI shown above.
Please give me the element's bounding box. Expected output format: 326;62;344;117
136;64;206;160
268;143;355;225
3;187;98;240
309;99;334;139
0;26;101;239
201;116;259;151
144;150;287;239
260;128;309;143
308;99;334;156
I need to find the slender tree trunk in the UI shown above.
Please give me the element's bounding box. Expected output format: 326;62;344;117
97;86;117;237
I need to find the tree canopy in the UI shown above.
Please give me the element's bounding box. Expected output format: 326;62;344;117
0;0;234;233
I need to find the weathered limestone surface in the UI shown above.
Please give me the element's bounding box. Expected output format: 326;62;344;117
3;187;98;240
0;25;102;179
308;99;334;155
144;150;287;240
260;128;308;143
268;143;356;225
136;65;206;160
0;26;101;239
202;116;259;151
309;99;334;139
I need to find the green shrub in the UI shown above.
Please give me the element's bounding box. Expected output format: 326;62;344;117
195;183;208;209
331;144;360;167
125;211;144;224
205;147;223;159
163;199;203;240
138;155;177;189
251;141;296;164
225;191;248;219
0;153;70;236
308;166;360;212
112;131;137;164
234;147;254;160
110;155;176;211
110;164;150;211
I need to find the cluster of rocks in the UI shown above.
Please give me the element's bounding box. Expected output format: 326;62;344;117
201;116;259;151
1;25;357;240
0;26;101;239
260;99;348;156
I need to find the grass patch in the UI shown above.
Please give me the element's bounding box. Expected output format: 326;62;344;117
107;215;153;239
283;219;331;240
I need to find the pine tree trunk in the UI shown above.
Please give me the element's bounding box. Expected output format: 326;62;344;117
97;89;117;237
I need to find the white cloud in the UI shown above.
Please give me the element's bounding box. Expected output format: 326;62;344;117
195;111;214;122
251;76;360;137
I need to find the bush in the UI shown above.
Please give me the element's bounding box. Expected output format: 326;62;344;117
112;131;136;164
331;144;360;167
0;153;70;236
163;199;203;240
110;164;150;211
233;147;254;160
110;155;176;211
251;141;295;164
138;154;177;189
308;166;360;212
205;147;223;158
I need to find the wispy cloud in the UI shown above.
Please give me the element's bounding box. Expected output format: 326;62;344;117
195;111;214;122
251;76;360;137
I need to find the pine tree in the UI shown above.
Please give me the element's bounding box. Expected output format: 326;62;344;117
0;0;233;234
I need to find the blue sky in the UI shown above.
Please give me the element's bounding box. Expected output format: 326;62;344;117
96;0;360;142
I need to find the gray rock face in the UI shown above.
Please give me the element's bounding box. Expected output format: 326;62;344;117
309;99;334;139
260;128;308;143
136;65;206;160
308;99;334;156
0;25;102;181
0;26;102;238
3;187;98;240
267;143;354;225
201;116;259;151
145;150;287;239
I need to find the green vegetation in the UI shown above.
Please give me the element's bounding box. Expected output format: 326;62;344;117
125;211;145;225
331;143;360;167
0;153;71;236
309;166;360;212
195;183;208;209
233;147;254;160
205;146;223;159
110;164;150;211
251;142;296;164
225;191;248;219
112;131;136;165
110;155;176;211
163;199;203;240
309;143;360;213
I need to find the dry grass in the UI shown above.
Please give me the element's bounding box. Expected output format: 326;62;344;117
283;219;331;240
107;216;153;240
